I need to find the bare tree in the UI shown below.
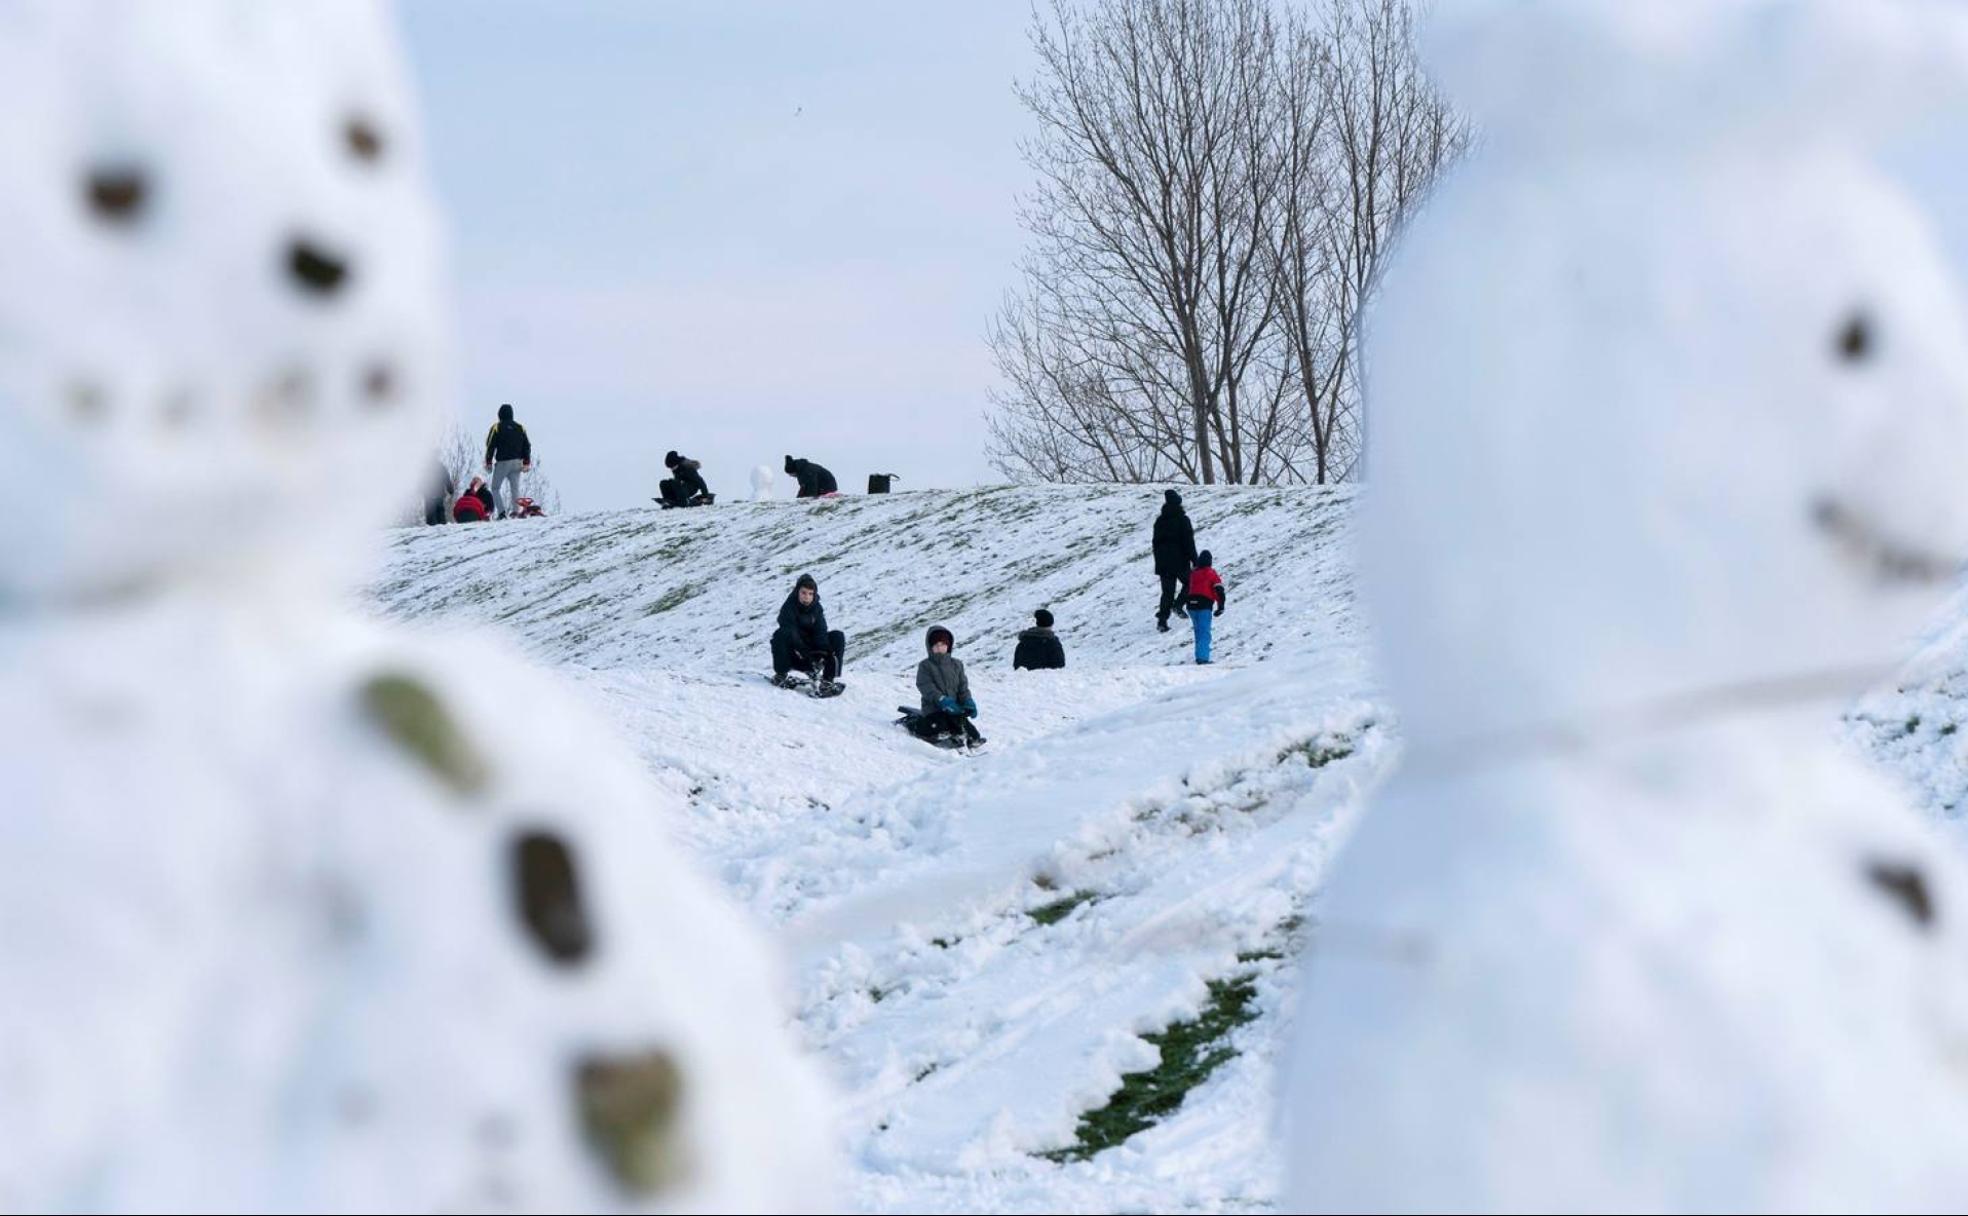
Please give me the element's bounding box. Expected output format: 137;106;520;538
987;0;1298;486
987;0;1461;487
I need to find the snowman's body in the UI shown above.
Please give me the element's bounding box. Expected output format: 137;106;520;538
0;4;827;1211
1285;2;1968;1210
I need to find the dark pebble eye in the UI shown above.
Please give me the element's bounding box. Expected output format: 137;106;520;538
1835;311;1872;364
84;166;148;225
1865;858;1934;930
287;238;352;298
512;830;594;965
361;362;398;408
344;116;385;164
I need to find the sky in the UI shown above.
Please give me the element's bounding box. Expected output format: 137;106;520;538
398;2;1037;512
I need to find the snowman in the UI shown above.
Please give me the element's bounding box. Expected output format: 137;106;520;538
1283;2;1968;1210
0;3;829;1211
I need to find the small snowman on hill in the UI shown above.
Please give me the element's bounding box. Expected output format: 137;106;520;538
1285;2;1968;1211
0;3;828;1211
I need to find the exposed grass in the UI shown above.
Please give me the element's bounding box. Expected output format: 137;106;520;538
1029;889;1098;926
643;583;702;615
1039;974;1259;1163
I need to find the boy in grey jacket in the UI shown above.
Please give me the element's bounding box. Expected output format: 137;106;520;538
913;625;983;746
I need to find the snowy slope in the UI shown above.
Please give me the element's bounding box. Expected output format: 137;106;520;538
370;484;1383;1212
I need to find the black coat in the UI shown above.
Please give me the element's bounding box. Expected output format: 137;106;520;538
1152;504;1197;577
788;458;838;497
1012;627;1066;671
777;590;831;652
485;419;532;463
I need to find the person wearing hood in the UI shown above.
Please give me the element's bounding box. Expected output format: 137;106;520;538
664;450;714;505
1013;608;1066;671
1152;488;1199;632
912;625;983;745
771;573;846;690
482;402;533;519
784;454;839;498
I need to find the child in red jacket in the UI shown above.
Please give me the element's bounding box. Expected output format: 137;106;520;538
1185;549;1227;664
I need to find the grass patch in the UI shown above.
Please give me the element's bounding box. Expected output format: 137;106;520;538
1039;974;1259;1163
1029;889;1098;926
1280;734;1356;769
643;583;702;615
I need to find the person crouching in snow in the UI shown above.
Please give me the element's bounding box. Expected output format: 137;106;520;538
452;475;494;523
914;625;983;745
1013;608;1066;670
772;573;846;691
1185;550;1227;664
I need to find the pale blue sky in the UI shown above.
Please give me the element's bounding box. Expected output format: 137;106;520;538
399;2;1036;511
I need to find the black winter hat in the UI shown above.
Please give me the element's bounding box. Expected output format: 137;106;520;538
1164;488;1181;506
784;454;797;473
925;625;955;653
498;403;515;423
664;450;680;468
1034;608;1054;628
1197;549;1213;567
795;573;818;593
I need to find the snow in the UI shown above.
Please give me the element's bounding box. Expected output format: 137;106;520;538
1283;1;1968;1211
370;483;1384;1212
2;5;828;1212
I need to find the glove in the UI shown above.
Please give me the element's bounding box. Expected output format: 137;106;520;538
937;696;960;716
522;461;532;471
961;698;978;719
482;461;491;472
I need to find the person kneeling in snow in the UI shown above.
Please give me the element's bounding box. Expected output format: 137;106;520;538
452;476;495;523
1013;608;1066;670
911;625;984;745
771;573;846;691
1185;549;1227;664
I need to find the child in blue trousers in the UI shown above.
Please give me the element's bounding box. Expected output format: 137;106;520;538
1185;550;1227;664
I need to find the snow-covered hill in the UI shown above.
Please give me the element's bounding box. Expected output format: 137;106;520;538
369;483;1968;1212
370;484;1382;1212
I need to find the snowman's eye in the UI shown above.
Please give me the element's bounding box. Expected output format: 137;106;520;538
1834;310;1872;364
84;165;148;225
344;116;385;165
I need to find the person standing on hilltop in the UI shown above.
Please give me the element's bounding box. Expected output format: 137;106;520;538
483;403;532;519
1152;488;1199;633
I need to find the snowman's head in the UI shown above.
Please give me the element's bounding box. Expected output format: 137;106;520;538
1365;0;1968;747
0;0;448;605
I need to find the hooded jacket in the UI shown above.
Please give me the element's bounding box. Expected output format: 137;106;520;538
485;403;532;464
916;626;973;714
777;577;831;652
1152;491;1198;577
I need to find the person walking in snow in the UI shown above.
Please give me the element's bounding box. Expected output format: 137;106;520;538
912;625;983;745
1152;488;1199;632
664;450;715;505
1185;549;1227;664
483;402;533;519
771;573;846;691
1013;608;1066;671
783;454;838;498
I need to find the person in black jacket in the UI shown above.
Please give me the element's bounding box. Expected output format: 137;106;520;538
423;458;454;526
1013;608;1066;671
483;403;533;519
771;573;847;688
1152;488;1199;632
664;450;715;505
783;455;839;498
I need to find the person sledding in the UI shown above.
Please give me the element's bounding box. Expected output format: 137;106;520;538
900;625;984;747
662;450;715;506
784;454;839;498
770;573;846;695
452;475;495;523
1013;608;1066;670
1185;549;1227;665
